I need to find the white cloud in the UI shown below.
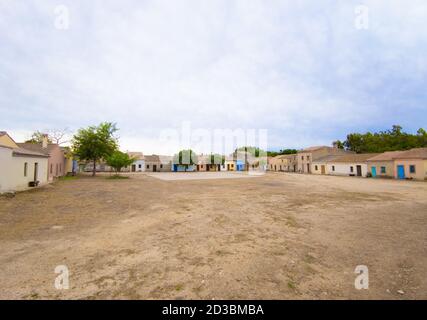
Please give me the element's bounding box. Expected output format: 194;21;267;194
1;0;426;153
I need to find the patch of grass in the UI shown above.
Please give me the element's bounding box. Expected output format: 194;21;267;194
175;284;184;291
106;175;130;180
59;175;79;181
285;216;299;228
287;281;296;290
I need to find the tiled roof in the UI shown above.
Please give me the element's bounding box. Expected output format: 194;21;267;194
367;151;406;161
299;146;331;153
393;148;427;160
143;155;160;162
12;147;49;157
17;143;59;155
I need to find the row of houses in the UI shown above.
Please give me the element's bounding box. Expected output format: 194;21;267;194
83;151;261;173
0;132;77;193
268;146;427;180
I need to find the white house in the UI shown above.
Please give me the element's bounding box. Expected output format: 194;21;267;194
127;152;145;172
0;132;49;193
312;153;379;177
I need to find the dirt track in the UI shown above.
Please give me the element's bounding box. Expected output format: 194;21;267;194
0;172;426;299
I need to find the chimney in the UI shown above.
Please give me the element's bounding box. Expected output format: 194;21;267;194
42;134;49;149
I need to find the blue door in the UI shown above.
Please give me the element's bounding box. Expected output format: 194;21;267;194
371;166;377;177
397;165;405;179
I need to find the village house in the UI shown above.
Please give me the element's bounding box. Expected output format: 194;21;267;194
392;148;427;180
268;154;298;172
127;152;145;172
225;156;236;171
297;146;351;174
0;132;49;193
17;135;66;181
312;153;379;177
196;154;209;171
61;147;78;175
366;151;404;178
145;155;172;172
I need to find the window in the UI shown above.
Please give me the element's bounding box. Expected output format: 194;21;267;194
60;163;62;173
24;163;28;177
332;166;335;171
160;164;163;169
301;156;304;160
381;166;386;174
315;165;318;171
50;164;53;174
350;166;354;173
410;165;416;173
138;164;142;169
146;165;150;169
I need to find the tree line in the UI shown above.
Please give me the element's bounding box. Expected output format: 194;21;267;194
334;125;427;153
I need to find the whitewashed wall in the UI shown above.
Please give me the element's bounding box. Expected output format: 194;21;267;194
0;147;49;193
326;163;368;177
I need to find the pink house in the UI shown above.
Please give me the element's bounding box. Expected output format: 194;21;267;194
18;136;66;181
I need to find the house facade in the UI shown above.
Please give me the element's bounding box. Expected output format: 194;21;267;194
0;132;49;193
367;151;404;178
145;155;172;172
18;136;66;181
268;154;298;172
127;152;145;172
312;153;379;177
297;146;351;174
392;148;427;180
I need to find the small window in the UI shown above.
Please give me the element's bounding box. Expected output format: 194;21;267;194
350;166;354;172
146;165;150;169
332;166;335;171
410;165;416;173
315;165;318;171
301;156;304;160
24;163;28;177
160;164;163;169
381;166;386;174
138;164;142;168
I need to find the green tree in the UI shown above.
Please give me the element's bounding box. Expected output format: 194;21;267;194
106;151;135;174
343;126;427;153
209;153;225;165
72;122;118;176
173;149;198;169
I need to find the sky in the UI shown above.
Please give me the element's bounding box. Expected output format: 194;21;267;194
1;0;426;154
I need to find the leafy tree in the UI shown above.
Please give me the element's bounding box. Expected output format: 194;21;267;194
106;151;136;174
209;153;225;165
235;146;267;158
343;126;427;153
72;122;118;176
267;149;298;157
173;149;198;168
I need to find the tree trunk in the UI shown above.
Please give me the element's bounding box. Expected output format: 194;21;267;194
92;159;96;176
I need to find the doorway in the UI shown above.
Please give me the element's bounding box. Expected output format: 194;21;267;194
321;165;325;175
153;165;157;172
131;164;136;172
34;162;38;181
397;165;405;179
356;165;362;177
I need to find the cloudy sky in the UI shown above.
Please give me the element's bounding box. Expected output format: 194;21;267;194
1;0;426;154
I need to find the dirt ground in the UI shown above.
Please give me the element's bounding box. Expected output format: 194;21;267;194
0;172;426;300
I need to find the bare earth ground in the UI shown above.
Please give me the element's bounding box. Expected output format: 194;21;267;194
0;172;426;300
